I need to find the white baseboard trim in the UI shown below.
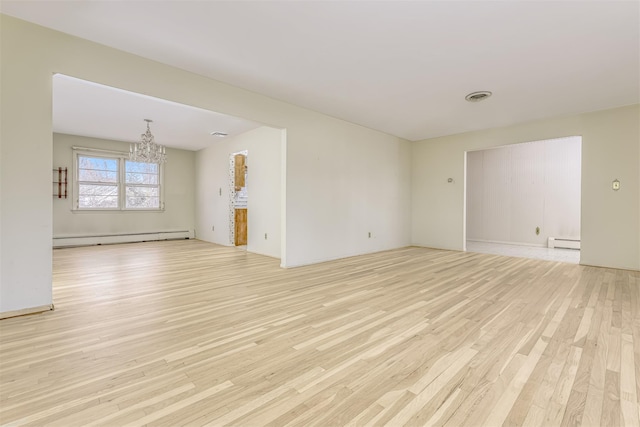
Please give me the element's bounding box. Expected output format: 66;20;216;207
1;304;54;320
53;230;194;248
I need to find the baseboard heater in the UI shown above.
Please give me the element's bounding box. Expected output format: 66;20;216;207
548;237;580;250
53;230;194;248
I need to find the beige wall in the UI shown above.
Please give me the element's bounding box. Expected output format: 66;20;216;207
53;133;195;238
0;15;411;313
412;104;640;270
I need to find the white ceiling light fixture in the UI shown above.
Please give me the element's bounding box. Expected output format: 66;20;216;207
130;119;167;163
465;91;492;102
210;131;228;137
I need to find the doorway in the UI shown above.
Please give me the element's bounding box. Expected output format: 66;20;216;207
229;150;248;247
465;136;582;263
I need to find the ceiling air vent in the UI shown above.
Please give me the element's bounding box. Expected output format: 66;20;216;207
465;91;492;102
210;132;228;137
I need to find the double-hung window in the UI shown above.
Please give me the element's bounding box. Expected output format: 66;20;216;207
77;155;119;209
74;148;163;211
125;161;160;209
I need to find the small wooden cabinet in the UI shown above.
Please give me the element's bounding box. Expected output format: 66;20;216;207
235;208;247;246
234;154;246;190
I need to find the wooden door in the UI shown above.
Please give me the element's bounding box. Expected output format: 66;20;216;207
235;208;247;246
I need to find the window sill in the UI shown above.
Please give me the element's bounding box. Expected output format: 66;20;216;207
71;209;165;213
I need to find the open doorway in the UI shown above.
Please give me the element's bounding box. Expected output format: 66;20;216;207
196;125;282;260
229;150;248;247
465;136;582;263
51;74;280;255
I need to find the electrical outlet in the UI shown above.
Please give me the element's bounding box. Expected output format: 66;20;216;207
535;227;540;235
219;188;222;196
212;226;215;231
264;233;268;240
613;179;620;191
368;232;371;238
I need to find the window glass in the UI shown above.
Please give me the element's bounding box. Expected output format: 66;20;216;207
125;161;160;209
77;156;119;209
74;153;163;211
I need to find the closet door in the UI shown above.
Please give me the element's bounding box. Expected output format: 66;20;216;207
235;208;247;246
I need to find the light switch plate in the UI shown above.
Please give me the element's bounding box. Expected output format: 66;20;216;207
613;179;620;191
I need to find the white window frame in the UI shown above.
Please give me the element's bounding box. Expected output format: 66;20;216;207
72;146;164;212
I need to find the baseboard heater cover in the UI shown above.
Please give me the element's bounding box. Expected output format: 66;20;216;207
548;237;580;250
53;230;194;248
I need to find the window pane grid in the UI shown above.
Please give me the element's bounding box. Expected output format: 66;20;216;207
125;172;159;185
126;186;159;195
78;173;118;183
79;157;117;171
125;160;160;209
126;184;159;209
77;155;120;209
125;161;158;173
80;184;118;196
79;196;119;209
126;197;160;209
75;153;162;211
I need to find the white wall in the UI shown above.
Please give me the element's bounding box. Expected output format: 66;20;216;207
285;125;412;266
52;133;195;238
412;104;639;270
196;126;282;259
466;137;581;246
1;18;53;313
0;15;411;313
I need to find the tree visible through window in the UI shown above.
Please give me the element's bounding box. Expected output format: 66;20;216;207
75;151;162;210
126;161;160;209
78;156;119;208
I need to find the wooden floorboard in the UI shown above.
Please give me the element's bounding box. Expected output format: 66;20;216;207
1;240;639;426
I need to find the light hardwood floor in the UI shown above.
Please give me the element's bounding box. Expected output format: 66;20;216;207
1;240;639;426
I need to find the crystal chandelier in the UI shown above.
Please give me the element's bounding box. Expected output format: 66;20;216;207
130;119;167;164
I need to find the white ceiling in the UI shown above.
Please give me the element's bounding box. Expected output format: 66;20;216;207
52;74;262;151
3;1;640;142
